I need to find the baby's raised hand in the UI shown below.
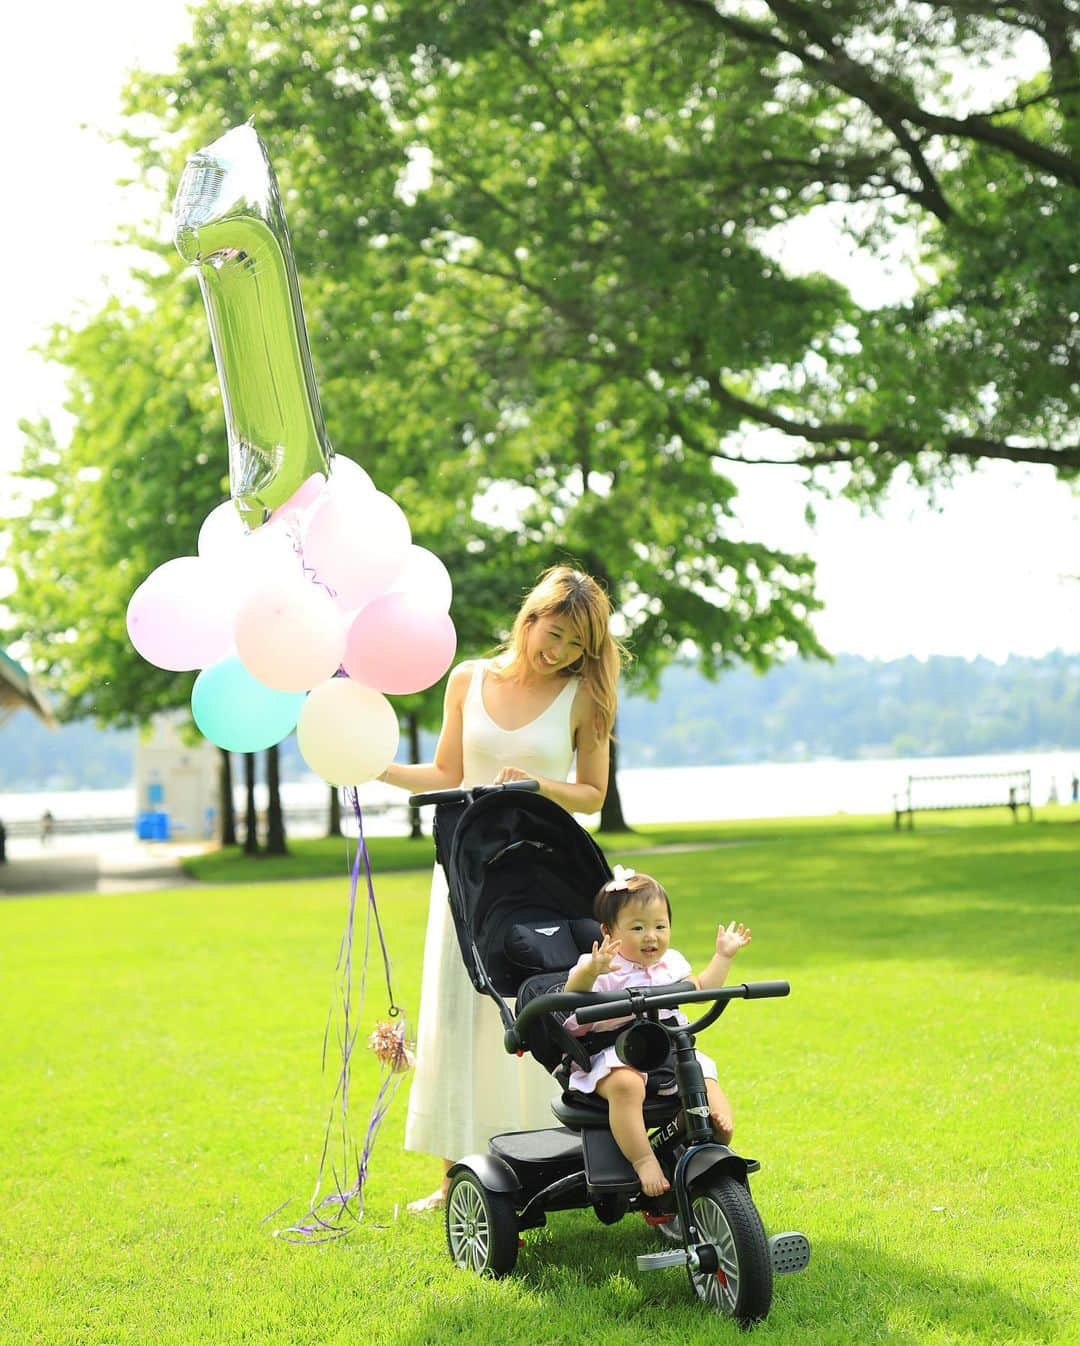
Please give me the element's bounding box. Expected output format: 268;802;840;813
588;933;622;975
716;920;752;958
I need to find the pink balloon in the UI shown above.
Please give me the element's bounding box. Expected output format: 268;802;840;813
386;545;453;612
343;593;457;694
126;556;235;671
234;578;346;692
302;489;411;609
269;472;327;525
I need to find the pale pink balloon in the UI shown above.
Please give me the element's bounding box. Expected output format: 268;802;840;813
126;556;235;671
343;593;457;694
302;489;411;609
297;677;400;785
269;472;327;525
197;499;246;561
385;545;453;612
234;578;346;692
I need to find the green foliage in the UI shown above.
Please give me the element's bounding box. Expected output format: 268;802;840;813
7;0;1078;735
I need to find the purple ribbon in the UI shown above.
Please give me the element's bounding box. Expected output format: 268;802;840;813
269;787;408;1242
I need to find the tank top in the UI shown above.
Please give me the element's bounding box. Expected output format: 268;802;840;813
460;659;578;787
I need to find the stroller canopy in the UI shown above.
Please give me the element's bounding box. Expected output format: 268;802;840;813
440;790;613;997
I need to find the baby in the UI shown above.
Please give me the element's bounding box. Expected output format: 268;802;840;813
563;865;751;1197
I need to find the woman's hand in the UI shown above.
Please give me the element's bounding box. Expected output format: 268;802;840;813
493;766;532;784
715;920;752;959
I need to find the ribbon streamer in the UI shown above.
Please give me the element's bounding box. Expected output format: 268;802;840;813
269;788;409;1241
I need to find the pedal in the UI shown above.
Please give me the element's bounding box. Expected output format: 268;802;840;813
769;1231;811;1274
635;1249;687;1272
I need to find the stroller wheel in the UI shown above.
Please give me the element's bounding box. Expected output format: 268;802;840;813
445;1171;519;1278
686;1177;773;1325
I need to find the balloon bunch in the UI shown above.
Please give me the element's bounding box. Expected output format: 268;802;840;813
126;466;456;783
126;123;456;785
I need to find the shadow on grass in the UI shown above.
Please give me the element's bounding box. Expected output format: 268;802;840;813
390;1221;1056;1346
653;821;1080;981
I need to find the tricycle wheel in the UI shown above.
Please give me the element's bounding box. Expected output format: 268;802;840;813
445;1171;519;1277
686;1176;773;1325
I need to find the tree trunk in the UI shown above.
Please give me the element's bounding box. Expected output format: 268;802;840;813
407;711;424;840
599;729;632;833
265;743;288;856
242;752;260;855
218;748;237;846
327;783;341;839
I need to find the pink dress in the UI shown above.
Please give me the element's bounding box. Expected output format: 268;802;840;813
563;950;718;1095
404;659;582;1158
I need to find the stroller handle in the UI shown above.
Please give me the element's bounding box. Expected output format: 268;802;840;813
407;779;541;808
507;980;790;1051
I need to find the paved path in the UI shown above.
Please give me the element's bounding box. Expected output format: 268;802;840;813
0;839;204;898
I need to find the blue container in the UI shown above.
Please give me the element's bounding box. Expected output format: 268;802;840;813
136;811;171;841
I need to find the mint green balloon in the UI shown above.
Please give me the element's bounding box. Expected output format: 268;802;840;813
192;655;305;752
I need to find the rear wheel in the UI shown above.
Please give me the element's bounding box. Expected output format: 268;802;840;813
445;1171;519;1277
686;1176;773;1325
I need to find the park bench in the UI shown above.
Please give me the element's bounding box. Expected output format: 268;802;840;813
893;769;1034;830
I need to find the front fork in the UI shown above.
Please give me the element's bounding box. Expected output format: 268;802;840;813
648;1028;724;1271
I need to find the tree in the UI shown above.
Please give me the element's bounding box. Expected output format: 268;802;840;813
360;0;1078;488
108;0;828;830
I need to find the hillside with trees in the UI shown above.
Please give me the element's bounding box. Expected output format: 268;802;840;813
3;651;1077;791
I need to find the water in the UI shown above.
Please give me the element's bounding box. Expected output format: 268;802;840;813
1;748;1076;853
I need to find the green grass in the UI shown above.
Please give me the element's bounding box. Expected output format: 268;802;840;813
2;812;1078;1345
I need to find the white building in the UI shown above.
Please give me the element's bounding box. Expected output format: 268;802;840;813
133;717;219;841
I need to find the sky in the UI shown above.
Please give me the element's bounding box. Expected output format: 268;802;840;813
2;1;1077;666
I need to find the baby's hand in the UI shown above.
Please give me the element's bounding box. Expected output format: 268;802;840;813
716;920;752;958
588;933;622;976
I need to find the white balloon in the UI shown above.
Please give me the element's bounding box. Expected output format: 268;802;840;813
297;678;400;786
327;454;375;501
385;545;453;612
197;499;246;561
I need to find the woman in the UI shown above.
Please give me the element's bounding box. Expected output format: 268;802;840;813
379;565;625;1211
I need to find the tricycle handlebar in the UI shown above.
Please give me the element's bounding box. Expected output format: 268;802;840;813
506;979;790;1053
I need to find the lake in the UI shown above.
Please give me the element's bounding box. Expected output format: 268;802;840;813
1;747;1077;854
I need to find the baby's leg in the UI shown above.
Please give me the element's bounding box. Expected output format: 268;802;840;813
596;1068;670;1196
705;1079;734;1144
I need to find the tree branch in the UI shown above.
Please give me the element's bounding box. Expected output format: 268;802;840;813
672;378;1080;469
669;0;1080;190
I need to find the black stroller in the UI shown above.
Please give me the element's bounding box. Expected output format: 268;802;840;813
408;779;809;1326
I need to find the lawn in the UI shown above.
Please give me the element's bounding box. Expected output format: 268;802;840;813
1;811;1077;1345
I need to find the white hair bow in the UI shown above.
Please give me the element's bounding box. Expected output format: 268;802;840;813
605;864;637;892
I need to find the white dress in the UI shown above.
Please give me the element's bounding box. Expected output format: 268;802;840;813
404;659;580;1158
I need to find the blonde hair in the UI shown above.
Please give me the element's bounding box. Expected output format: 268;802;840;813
494;565;628;744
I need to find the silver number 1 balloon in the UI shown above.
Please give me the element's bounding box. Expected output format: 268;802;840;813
173;123;332;529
